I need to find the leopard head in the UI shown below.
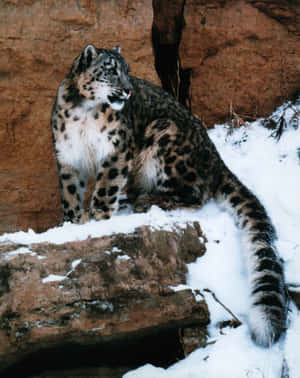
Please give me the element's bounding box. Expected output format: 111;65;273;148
70;44;133;111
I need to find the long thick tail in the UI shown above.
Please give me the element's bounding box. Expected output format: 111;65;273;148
215;167;287;347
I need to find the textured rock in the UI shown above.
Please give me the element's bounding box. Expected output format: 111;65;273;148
0;223;209;375
249;0;300;35
0;0;159;234
180;0;300;125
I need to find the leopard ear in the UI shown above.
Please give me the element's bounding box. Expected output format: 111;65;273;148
112;45;121;54
83;44;98;65
76;44;98;74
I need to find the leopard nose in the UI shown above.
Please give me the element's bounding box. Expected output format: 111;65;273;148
123;88;132;99
123;78;133;92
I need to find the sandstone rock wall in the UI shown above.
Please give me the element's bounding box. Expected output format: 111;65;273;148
0;0;299;233
180;0;300;124
0;0;158;233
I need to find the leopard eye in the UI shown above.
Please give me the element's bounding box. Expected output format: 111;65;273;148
104;65;117;75
109;67;117;75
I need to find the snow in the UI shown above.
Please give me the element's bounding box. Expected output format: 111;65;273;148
125;326;285;378
0;206;197;245
71;258;82;270
42;274;66;283
118;254;131;260
1;246;36;259
1;102;300;377
1;246;46;261
41;258;83;284
105;246;131;260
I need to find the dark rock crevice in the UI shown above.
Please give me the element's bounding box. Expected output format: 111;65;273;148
1;324;187;377
152;0;192;109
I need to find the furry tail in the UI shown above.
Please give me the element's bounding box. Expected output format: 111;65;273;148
215;167;287;347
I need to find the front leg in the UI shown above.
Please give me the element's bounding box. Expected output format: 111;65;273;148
90;152;131;220
57;163;88;223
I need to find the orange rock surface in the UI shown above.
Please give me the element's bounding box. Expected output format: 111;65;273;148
180;0;300;124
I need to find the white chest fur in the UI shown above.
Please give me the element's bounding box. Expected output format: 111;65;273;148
56;108;114;176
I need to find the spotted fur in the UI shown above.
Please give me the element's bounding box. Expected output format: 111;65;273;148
51;44;287;346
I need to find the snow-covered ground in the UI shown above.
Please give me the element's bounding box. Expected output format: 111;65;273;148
1;102;300;377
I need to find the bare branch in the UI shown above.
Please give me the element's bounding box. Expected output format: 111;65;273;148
203;288;242;326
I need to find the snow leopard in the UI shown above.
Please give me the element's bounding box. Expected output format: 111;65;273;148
51;44;287;347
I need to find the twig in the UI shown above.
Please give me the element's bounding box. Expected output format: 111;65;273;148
287;283;300;292
268;100;300;140
203;288;242;326
287;283;300;288
281;358;290;378
228;102;248;134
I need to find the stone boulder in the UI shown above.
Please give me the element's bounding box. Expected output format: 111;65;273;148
0;223;209;376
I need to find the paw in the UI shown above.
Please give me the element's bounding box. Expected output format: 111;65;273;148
63;209;90;224
132;197;152;213
90;209;111;221
132;194;179;212
155;198;178;210
74;209;90;224
76;212;90;224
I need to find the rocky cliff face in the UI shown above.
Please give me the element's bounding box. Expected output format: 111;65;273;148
0;223;209;376
0;0;158;234
180;0;300;124
0;0;299;233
